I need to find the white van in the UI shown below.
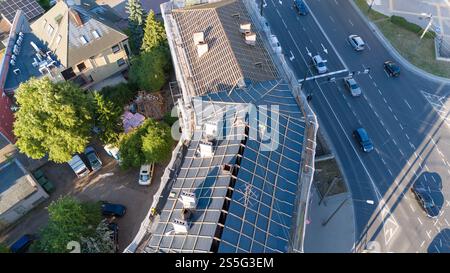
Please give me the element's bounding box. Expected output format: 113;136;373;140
104;144;121;163
68;155;90;178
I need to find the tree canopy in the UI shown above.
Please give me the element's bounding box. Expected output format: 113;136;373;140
126;0;146;53
94;92;123;145
13;78;94;163
31;196;102;253
141;10;167;53
129;46;171;92
119;119;173;169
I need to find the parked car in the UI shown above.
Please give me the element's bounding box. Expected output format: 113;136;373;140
84;146;102;172
412;181;441;219
139;164;155;186
68;155;90;178
10;234;36;253
384;60;400;77
104;144;121;163
353;128;374;153
108;222;119;252
293;0;308;15
312;54;327;74
101;202;126;217
344;76;362;97
348;34;365;51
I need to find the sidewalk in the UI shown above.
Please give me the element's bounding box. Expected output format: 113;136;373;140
303;189;355;253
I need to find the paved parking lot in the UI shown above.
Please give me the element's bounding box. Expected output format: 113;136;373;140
0;139;165;252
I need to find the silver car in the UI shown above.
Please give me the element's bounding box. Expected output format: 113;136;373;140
348;34;365;51
344;76;362;97
312;54;327;74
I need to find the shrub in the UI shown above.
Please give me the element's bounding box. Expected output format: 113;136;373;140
390;15;436;39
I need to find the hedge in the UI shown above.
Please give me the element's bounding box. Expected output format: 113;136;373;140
390;15;436;39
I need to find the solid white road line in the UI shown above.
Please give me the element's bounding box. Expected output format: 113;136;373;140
404;99;412;110
393;115;399;121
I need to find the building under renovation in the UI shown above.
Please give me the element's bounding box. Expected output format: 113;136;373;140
127;0;317;253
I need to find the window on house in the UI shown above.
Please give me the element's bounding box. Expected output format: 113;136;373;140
77;62;87;72
47;24;54;36
92;30;101;39
61;67;76;80
112;44;120;53
80;35;88;45
55;35;62;45
117;58;126;67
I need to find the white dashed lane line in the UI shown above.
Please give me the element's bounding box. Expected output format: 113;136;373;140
404;99;413;110
405;133;410;140
409;203;415;212
387;168;393;176
393;115;399;121
420;240;425;248
417;217;423;225
426;230;432;239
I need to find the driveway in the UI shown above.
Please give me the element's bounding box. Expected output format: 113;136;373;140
0;139;164;252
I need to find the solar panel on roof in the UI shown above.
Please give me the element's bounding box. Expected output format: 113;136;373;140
0;0;44;23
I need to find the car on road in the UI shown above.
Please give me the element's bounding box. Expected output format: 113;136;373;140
108;222;119;252
68;155;90;178
412;181;441;219
312;54;327;74
139;163;155;186
348;34;365;51
9;234;36;253
353;128;374;153
384;60;400;77
293;0;308;15
84;146;102;172
344;76;362;96
101;202;126;217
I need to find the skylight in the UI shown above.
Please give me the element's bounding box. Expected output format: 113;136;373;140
80;35;88;45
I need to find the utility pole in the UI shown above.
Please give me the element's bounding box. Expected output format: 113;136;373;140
319;176;339;206
420;14;433;40
322;198;374;226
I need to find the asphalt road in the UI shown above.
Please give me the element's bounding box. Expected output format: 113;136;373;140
261;0;450;252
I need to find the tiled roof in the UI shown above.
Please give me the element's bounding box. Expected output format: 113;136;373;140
172;0;278;96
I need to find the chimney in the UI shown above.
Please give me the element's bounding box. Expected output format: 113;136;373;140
193;32;208;57
239;22;251;33
199;141;214;157
69;9;83;27
244;31;256;46
180;191;197;209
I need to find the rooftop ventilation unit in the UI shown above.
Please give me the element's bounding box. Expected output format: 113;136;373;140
204;121;219;140
239;22;251;33
13;68;20;75
193;32;204;45
244;31;256;46
199;141;214;157
180;191;197;209
172;219;189;234
10;59;15;66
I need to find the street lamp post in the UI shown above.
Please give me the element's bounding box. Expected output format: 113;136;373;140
420;13;434;40
322;197;375;226
367;0;375;13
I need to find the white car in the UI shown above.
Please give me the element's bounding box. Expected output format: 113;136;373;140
139;164;155;186
344;76;362;97
348;34;365;51
312;54;327;74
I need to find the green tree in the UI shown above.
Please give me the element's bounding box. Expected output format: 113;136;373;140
141;10;167;53
31;197;102;253
126;0;146;53
94;92;123;145
13;78;94;163
0;243;10;253
119;119;173;169
141;119;172;163
38;0;51;11
129;47;170;92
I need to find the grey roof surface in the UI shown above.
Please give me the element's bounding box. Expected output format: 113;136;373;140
4;33;59;90
172;0;278;97
144;79;305;253
0;0;44;23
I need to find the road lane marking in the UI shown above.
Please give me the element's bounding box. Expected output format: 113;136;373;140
417;217;423;225
420;240;425;248
387;168;393;176
386;129;391;136
297;69;348;83
381;157;387;165
409;203;415;212
373;82;378;88
399;123;404;130
393;115;399;121
388;105;393;112
380;119;385;126
329;15;335;23
392;139;397;146
410;142;415;149
426;230;432;239
445;218;450;226
405;133;410;140
348;19;354;26
404;99;412;110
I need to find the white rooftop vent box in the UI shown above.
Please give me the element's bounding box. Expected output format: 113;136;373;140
193;32;204;45
196;42;208;57
240;22;251;33
199;141;214;157
180;191;197;209
172;219;189;234
204;122;219;139
244;32;256;46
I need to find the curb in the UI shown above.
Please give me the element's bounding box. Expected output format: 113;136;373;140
348;0;450;84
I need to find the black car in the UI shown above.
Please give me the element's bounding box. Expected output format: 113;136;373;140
108;222;119;252
353;128;373;153
293;0;308;15
101;202;126;217
384;61;400;77
412;181;441;218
